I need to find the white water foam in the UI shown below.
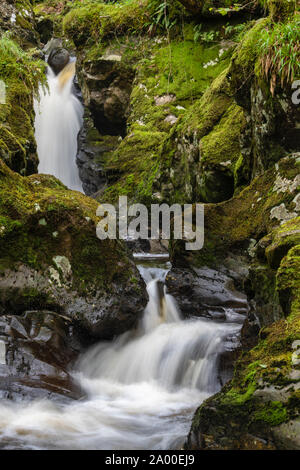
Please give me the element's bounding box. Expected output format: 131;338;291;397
0;260;243;450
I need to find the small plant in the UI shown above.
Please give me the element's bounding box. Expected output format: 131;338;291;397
257;15;300;95
209;3;244;16
146;0;183;34
193;24;220;43
224;21;248;39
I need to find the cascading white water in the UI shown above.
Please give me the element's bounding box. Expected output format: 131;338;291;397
0;257;243;450
34;61;83;192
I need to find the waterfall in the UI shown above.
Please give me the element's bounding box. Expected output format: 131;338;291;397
34;61;83;192
0;256;243;450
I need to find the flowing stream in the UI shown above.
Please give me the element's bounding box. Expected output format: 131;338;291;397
34;61;83;192
0;255;243;450
4;60;245;449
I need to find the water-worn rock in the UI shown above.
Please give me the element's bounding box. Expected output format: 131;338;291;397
47;47;70;75
183;206;300;451
0;311;84;401
166;266;248;319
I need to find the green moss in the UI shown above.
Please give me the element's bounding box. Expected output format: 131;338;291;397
0;160;137;292
200;103;246;169
228;17;269;95
102;130;165;205
63;0;150;48
268;0;296;21
151;40;230;103
253;401;288;426
276;244;300;316
0;34;46;174
180;67;233;134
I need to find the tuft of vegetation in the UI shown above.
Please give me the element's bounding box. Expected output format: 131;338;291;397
146;0;186;34
0;33;46;96
257;14;300;94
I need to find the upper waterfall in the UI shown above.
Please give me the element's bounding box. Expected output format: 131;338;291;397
34;61;83;192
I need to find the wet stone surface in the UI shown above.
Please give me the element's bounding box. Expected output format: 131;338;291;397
0;311;85;402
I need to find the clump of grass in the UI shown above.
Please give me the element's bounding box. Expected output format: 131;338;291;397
146;0;185;34
0;32;46;97
257;14;300;95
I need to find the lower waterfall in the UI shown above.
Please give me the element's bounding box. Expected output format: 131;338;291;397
34;61;83;192
0;255;243;450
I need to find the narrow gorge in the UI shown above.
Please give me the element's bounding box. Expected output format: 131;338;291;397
0;0;299;452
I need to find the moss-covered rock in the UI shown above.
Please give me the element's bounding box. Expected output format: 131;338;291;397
0;0;40;48
171;153;300;267
268;0;296;22
178;150;299;449
63;0;149;49
122;38;233;205
228;14;300;174
186;240;300;449
276;244;300;317
266;217;300;270
0;35;46;175
0;159;147;339
101;129;165;205
156;11;299;204
70;17;232;205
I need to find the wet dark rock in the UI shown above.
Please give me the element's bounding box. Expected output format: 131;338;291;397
0;311;85;401
166;266;249;319
77;110;120;196
36;16;54;44
166;263;249;393
0;260;147;341
78;56;135;136
48;48;70;75
198;168;235;203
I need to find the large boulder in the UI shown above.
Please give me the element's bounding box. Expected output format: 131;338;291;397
166;265;249;320
47;47;70;75
0;160;148;340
